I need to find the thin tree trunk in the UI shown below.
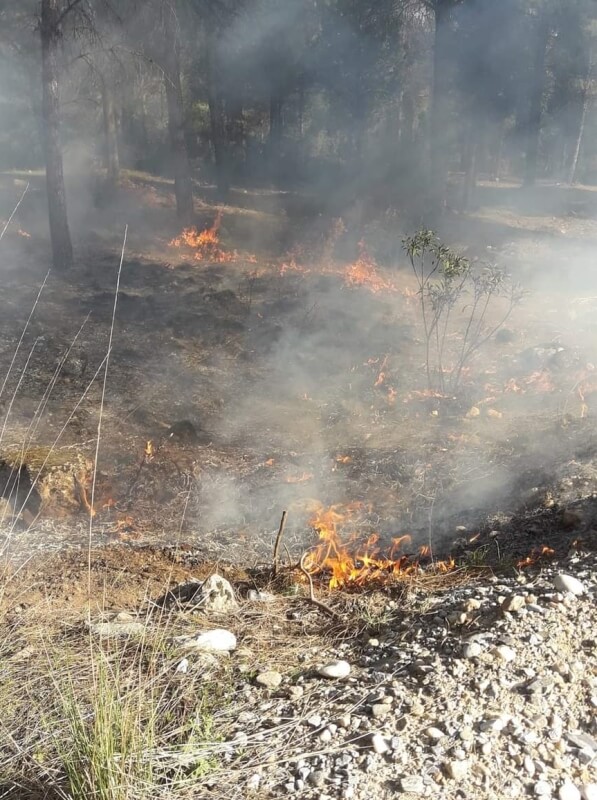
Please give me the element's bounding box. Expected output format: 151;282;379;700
523;14;549;186
461;120;480;212
41;0;73;271
205;33;230;199
569;51;593;185
162;5;193;223
101;77;120;187
429;1;452;213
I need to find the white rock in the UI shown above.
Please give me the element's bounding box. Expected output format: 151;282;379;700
182;628;237;652
445;760;470;780
502;595;526;613
553;574;586;596
255;670;283;690
534;781;553;796
246;774;261;791
523;755;536;776
400;775;425;794
316;660;351;679
425;726;445;740
89;621;145;638
580;784;597;800
176;658;189;674
199;574;239;612
559;782;582;800
371;733;390;754
463;642;483;659
247;589;275;602
493;644;516;663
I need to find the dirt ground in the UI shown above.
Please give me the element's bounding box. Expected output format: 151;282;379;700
1;170;597;582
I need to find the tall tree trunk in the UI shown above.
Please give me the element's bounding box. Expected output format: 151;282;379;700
205;33;230;200
569;51;593;185
162;6;193;223
429;1;452;214
101;77;120;187
41;0;73;271
460;118;480;212
523;14;550;186
269;90;283;184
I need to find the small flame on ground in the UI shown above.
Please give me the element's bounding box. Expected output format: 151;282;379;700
516;545;555;568
344;241;396;294
169;211;256;264
284;471;314;484
304;503;455;589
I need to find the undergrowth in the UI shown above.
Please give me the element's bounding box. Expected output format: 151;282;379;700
404;230;524;395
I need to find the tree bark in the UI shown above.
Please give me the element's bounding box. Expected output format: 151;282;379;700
205;32;230;200
101;77;120;187
523;13;550;186
429;1;453;214
41;0;73;271
569;50;593;185
162;5;194;223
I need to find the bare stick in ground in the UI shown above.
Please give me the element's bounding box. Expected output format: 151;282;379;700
273;510;288;576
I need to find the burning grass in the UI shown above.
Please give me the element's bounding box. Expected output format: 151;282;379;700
303;502;457;589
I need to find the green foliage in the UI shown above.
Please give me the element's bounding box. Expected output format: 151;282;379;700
404;230;523;395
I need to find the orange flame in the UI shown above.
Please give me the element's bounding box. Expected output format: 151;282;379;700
304;503;453;589
284;471;314;484
169;211;257;264
516;545;555;568
344;241;396;294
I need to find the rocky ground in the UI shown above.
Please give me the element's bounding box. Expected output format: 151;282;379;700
190;555;597;800
1;543;595;800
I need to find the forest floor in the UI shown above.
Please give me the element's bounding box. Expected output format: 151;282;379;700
0;170;596;799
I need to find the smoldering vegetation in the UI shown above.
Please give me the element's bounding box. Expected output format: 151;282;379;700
0;0;597;564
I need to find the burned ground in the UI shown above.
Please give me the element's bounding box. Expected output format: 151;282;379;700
1;173;597;574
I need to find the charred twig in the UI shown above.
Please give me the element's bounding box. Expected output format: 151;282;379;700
125;440;156;501
298;552;342;620
273;510;288;577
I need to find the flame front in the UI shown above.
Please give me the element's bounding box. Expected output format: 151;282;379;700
344;241;397;294
304;503;445;588
169;211;257;264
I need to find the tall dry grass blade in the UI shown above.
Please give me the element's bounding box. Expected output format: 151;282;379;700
0;182;29;242
88;225;127;593
0;271;50;415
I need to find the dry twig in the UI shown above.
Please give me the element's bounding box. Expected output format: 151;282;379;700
298;552;342;620
272;510;287;577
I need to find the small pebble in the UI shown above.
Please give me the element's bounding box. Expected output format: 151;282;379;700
559;782;582;800
400;775;425;794
445;759;470;780
255;671;283;690
493;644;516;663
371;733;391;754
535;780;553;796
463;642;483;659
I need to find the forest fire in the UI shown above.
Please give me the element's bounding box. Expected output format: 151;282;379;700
343;240;397;294
303;502;455;589
169;211;257;263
